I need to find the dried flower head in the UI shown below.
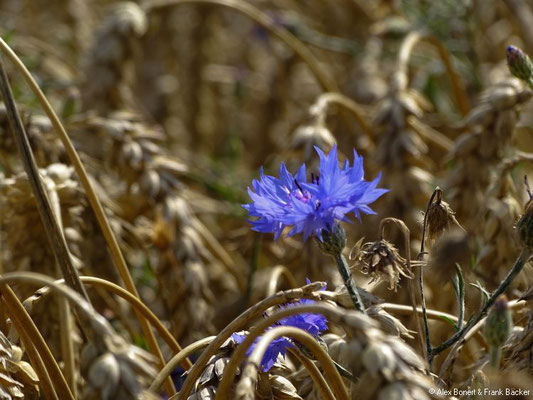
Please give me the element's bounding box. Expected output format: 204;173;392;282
244;144;388;241
351;239;413;291
424;188;462;242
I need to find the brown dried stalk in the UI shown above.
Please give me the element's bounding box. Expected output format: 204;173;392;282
0;54;90;305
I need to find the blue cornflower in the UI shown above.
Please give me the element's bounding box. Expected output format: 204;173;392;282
232;281;327;372
244;144;388;241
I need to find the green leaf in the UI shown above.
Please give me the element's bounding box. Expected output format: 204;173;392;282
438;315;458;331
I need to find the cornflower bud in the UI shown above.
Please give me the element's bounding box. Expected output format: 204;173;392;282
484;295;512;369
507;45;533;88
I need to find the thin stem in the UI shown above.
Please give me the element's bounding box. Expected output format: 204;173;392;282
176;283;328;399
0;54;90;305
431;249;532;360
452;265;465;331
144;0;337;92
150;336;215;392
379;217;425;361
0;37;174;396
437;299;524;380
334;252;366;313
237;327;349;400
419;188;440;366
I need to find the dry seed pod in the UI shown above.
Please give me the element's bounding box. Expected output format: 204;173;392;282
424;188;462;243
351;238;413;291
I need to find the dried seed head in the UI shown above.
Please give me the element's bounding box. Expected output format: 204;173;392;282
424;189;461;242
507;45;533;85
484;295;513;349
353;239;413;291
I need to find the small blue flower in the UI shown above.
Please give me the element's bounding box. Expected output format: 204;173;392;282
243;144;388;241
232;280;327;372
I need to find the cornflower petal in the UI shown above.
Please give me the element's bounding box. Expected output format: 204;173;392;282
243;145;387;241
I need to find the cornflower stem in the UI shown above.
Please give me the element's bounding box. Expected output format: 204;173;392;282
333;252;366;314
431;248;532;361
